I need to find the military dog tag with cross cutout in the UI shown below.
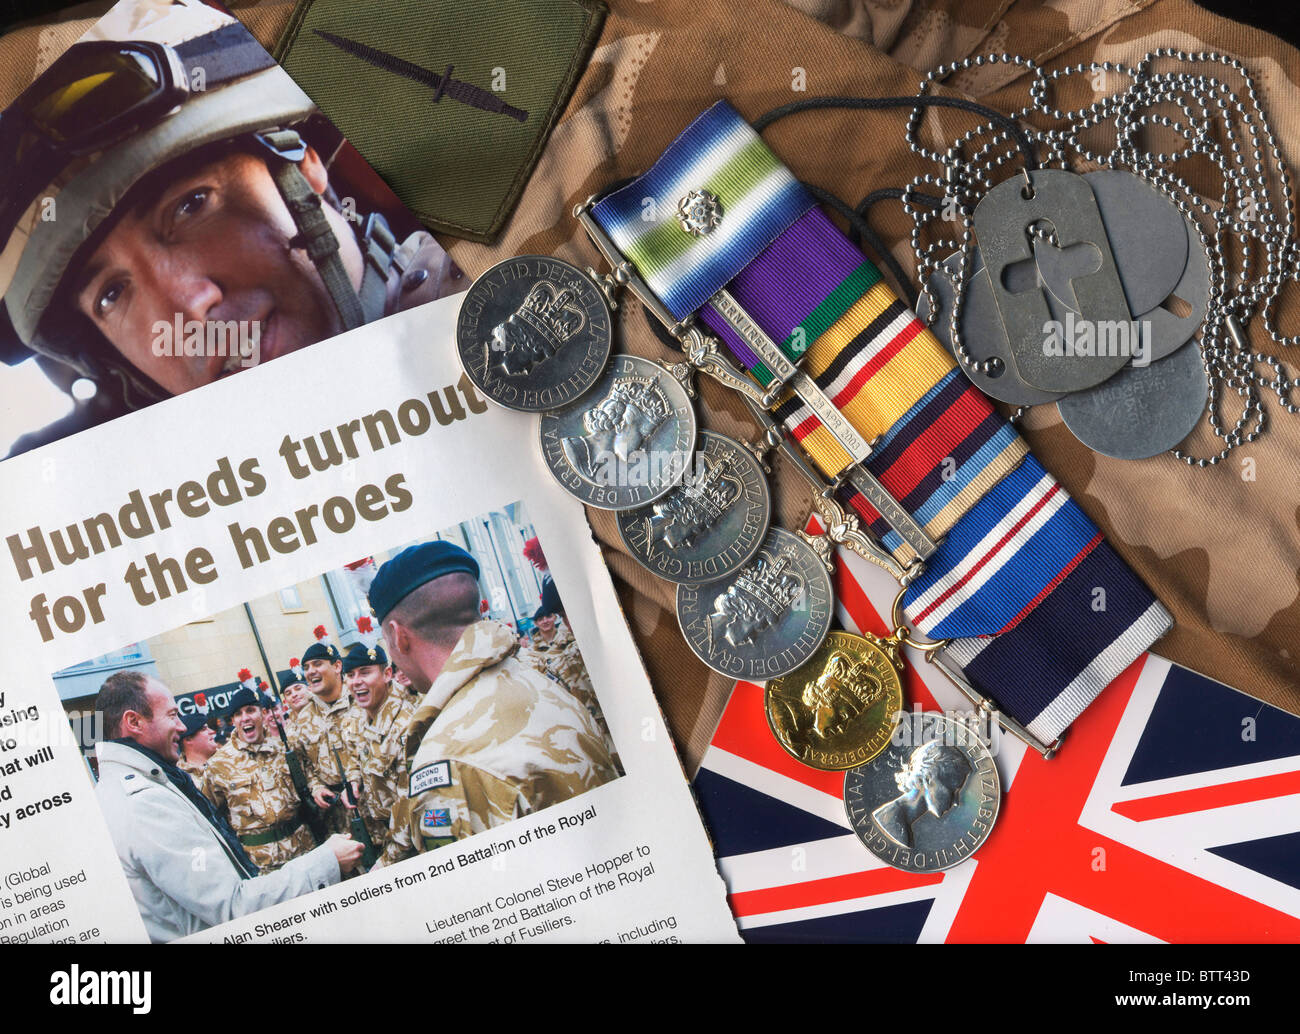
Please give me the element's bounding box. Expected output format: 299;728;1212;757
974;169;1132;393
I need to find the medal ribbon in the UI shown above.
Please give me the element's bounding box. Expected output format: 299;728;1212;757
591;101;1171;743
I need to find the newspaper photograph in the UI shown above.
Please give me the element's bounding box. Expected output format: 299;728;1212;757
0;0;464;459
0;294;739;943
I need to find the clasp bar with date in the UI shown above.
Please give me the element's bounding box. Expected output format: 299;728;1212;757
574;193;1059;760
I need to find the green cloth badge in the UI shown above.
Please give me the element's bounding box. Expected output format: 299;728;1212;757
276;0;606;242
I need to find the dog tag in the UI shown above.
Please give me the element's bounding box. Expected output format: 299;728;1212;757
1036;170;1187;318
1056;340;1207;459
1137;216;1209;363
919;251;1067;406
974;169;1132;393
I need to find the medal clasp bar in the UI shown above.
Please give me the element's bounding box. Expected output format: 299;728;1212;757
575;196;774;409
711;288;937;565
740;395;916;584
927;650;1062;759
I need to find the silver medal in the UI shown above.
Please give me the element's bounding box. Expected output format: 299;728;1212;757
1056;337;1208;459
456;255;612;412
844;712;1001;872
616;431;771;584
538;353;697;510
676;526;834;680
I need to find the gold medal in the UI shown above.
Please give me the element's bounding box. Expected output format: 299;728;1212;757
765;631;905;771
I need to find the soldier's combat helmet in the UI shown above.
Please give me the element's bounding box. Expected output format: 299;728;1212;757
0;0;375;412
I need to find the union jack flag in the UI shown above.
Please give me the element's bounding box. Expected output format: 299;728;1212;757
693;544;1300;942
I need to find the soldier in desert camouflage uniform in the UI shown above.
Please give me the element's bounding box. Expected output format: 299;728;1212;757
278;662;313;752
178;712;219;788
522;582;620;771
203;687;316;872
295;639;361;835
368;541;618;852
338;642;416;866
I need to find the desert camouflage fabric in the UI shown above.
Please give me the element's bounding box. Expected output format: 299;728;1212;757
404;620;619;852
524;626;590;702
294;690;361;834
522;625;621;768
281;710;311;754
8;0;1299;771
341;687;416;862
178;755;208;791
202;735;316;872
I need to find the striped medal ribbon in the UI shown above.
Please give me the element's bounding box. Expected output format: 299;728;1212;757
580;101;1172;754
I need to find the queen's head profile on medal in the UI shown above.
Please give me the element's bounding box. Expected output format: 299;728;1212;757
798;651;884;738
490;279;587;377
706;546;804;650
561;374;672;485
647;454;741;549
872;739;972;848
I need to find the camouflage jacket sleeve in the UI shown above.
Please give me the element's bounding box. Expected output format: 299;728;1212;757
198;768;219;811
406;760;524;853
202;748;234;815
341;739;365;791
518;646;549;677
290;712;327;797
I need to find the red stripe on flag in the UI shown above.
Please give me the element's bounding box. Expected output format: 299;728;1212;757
911;482;1060;625
1111;770;1300;821
729;866;944;918
945;656;1300;943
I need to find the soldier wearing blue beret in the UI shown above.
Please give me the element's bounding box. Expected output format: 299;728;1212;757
342;641;387;675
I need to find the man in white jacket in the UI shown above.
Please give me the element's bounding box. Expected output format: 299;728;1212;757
94;670;363;942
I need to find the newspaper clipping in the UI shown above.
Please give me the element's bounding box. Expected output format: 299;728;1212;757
0;296;739;944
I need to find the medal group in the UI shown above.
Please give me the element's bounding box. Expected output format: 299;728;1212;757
453;47;1300;873
455;229;1001;875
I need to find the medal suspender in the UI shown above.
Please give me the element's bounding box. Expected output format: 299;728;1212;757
578;101;1172;756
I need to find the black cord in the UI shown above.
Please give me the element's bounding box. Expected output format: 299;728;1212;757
850;187;945;306
753;94;1039;172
